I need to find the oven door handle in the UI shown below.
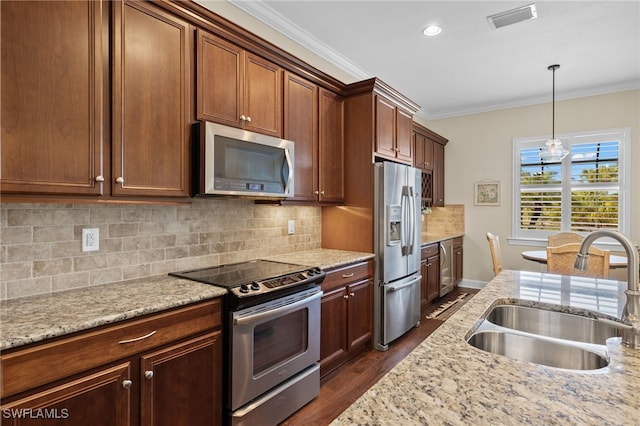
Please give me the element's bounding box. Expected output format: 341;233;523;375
233;290;322;326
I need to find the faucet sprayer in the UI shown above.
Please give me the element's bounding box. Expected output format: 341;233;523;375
574;230;640;348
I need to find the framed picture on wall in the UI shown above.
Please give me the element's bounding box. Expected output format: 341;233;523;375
474;180;500;206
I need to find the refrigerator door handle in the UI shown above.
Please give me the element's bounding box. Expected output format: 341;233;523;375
401;187;409;255
408;186;416;255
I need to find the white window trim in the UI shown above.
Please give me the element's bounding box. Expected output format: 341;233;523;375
511;127;631;247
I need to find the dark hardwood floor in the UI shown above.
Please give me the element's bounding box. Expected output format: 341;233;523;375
280;287;480;426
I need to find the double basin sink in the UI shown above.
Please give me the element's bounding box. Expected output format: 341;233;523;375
466;302;621;370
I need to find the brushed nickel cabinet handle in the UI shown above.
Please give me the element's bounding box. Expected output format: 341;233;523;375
349;292;355;297
246;116;252;122
122;380;133;389
118;330;156;344
115;176;124;185
342;273;355;278
95;175;105;182
144;370;154;380
240;115;246;121
343;295;349;299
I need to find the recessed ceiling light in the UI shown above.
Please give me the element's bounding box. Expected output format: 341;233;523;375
422;25;442;37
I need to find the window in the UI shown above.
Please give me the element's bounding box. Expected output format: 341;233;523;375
513;128;630;241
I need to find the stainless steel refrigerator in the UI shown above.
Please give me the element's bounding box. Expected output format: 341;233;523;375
373;161;422;351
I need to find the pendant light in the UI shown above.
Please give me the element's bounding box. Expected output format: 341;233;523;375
539;64;569;162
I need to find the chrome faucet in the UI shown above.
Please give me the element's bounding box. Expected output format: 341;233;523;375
574;230;640;348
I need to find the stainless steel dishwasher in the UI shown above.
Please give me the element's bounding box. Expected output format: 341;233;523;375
439;239;454;296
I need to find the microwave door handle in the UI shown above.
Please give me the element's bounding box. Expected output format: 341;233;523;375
283;148;293;195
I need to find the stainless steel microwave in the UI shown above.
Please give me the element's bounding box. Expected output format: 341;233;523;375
195;122;294;198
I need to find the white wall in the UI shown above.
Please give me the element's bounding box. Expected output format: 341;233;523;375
420;89;640;282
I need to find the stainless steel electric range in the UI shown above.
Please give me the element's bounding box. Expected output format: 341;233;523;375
170;260;326;426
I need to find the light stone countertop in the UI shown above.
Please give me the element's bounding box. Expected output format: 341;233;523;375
0;275;227;351
264;248;374;270
421;231;464;246
332;270;640;426
0;249;374;351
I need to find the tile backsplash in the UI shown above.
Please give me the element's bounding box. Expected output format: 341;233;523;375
0;199;321;300
422;204;465;234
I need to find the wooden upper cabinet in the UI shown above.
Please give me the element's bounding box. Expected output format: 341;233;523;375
0;0;106;196
112;1;192;198
395;108;413;163
284;72;319;202
414;133;434;171
414;123;447;207
374;94;415;165
375;96;397;159
433;141;445;206
197;29;282;137
318;89;344;204
284;73;343;204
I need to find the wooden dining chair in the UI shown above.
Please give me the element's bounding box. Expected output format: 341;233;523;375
547;232;583;247
546;243;610;278
486;232;503;276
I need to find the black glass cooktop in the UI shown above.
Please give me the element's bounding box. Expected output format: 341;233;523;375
169;260;309;289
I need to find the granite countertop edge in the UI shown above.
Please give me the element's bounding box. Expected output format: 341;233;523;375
331;269;640;425
0;248;374;351
421;231;464;245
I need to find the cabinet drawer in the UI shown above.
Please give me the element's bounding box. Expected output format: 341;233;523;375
421;243;439;258
1;299;222;398
322;261;373;292
453;237;463;248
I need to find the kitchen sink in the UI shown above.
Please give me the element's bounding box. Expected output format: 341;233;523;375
466;302;618;370
485;304;620;345
467;330;610;370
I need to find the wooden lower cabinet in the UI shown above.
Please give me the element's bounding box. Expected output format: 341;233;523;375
420;243;440;312
319;261;373;378
453;237;464;286
0;300;223;426
0;363;131;426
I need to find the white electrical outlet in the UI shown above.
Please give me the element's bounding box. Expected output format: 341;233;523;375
287;219;295;235
82;228;99;252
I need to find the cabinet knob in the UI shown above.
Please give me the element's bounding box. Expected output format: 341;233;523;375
240;115;246;121
95;175;105;182
343;295;349;299
144;370;154;380
350;292;355;297
122;380;133;389
246;116;252;122
314;190;319;195
115;177;124;185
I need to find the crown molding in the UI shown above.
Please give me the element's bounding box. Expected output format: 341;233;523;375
228;0;370;81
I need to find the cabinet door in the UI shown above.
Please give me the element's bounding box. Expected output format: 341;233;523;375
284;72;318;202
420;258;429;310
426;254;440;302
0;363;131;426
414;133;434;171
0;0;106;196
433;142;445;206
197;29;243;128
243;53;282;137
319;286;348;375
454;246;463;285
140;332;222;426
112;1;192;198
374;96;397;159
318;89;344;203
347;280;373;351
395;109;413;163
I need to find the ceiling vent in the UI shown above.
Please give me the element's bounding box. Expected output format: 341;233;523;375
487;3;537;29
